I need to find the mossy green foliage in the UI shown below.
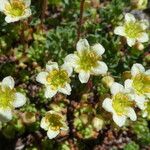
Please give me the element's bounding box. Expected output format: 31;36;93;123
124;141;139;150
132;118;150;145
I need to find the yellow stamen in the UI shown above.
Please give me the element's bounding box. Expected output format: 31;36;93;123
46;69;70;90
0;86;15;109
132;73;150;95
45;113;63;131
4;0;26;17
124;21;143;38
112;93;133;116
77;50;100;72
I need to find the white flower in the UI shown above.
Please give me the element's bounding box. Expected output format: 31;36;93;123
0;0;31;23
36;61;72;98
102;82;137;127
40;110;68;139
0;76;26;122
114;13;149;47
64;39;108;83
124;63;150;110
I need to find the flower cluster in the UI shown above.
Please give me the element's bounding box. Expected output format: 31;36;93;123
102;63;150;127
0;6;150;141
0;0;31;23
36;39;108;99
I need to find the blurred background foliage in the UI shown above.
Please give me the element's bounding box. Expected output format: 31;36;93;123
0;0;150;149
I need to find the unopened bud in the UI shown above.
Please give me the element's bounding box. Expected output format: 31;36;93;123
22;112;36;125
102;76;114;88
50;104;62;112
144;53;150;63
134;42;144;51
92;117;103;131
84;0;91;9
80;114;88;125
122;71;132;80
131;0;148;10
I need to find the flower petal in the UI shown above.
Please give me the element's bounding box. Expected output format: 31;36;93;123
91;43;105;56
137;32;149;43
5;16;20;23
146;93;150;98
124;79;133;92
61;63;73;77
134;95;146;110
142;111;148;118
145;69;150;75
131;63;145;76
64;54;78;67
59;84;71;95
24;0;31;7
126;107;137;121
46;61;58;72
125;13;136;22
40;117;49;130
110;82;124;95
23;8;31;18
78;71;90;83
140;19;149;30
44;86;57;98
47;128;59;139
114;26;125;36
102;98;114;113
0;0;8;11
36;72;48;85
2;76;15;89
60;122;69;131
113;113;126;127
92;61;108;75
13;92;26;108
126;38;136;47
0;108;12;122
76;39;90;53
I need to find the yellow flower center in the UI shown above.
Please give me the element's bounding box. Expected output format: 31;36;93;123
45;113;63;131
124;22;143;38
112;93;133;116
132;73;150;95
4;0;26;17
46;69;70;90
0;86;15;109
77;50;100;72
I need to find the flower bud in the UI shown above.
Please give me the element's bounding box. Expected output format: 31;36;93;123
122;71;132;80
144;53;150;63
131;0;148;10
80;114;88;125
92;117;104;131
134;42;144;51
102;76;114;88
22;112;36;125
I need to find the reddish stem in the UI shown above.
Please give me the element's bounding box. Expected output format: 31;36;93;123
77;0;85;41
